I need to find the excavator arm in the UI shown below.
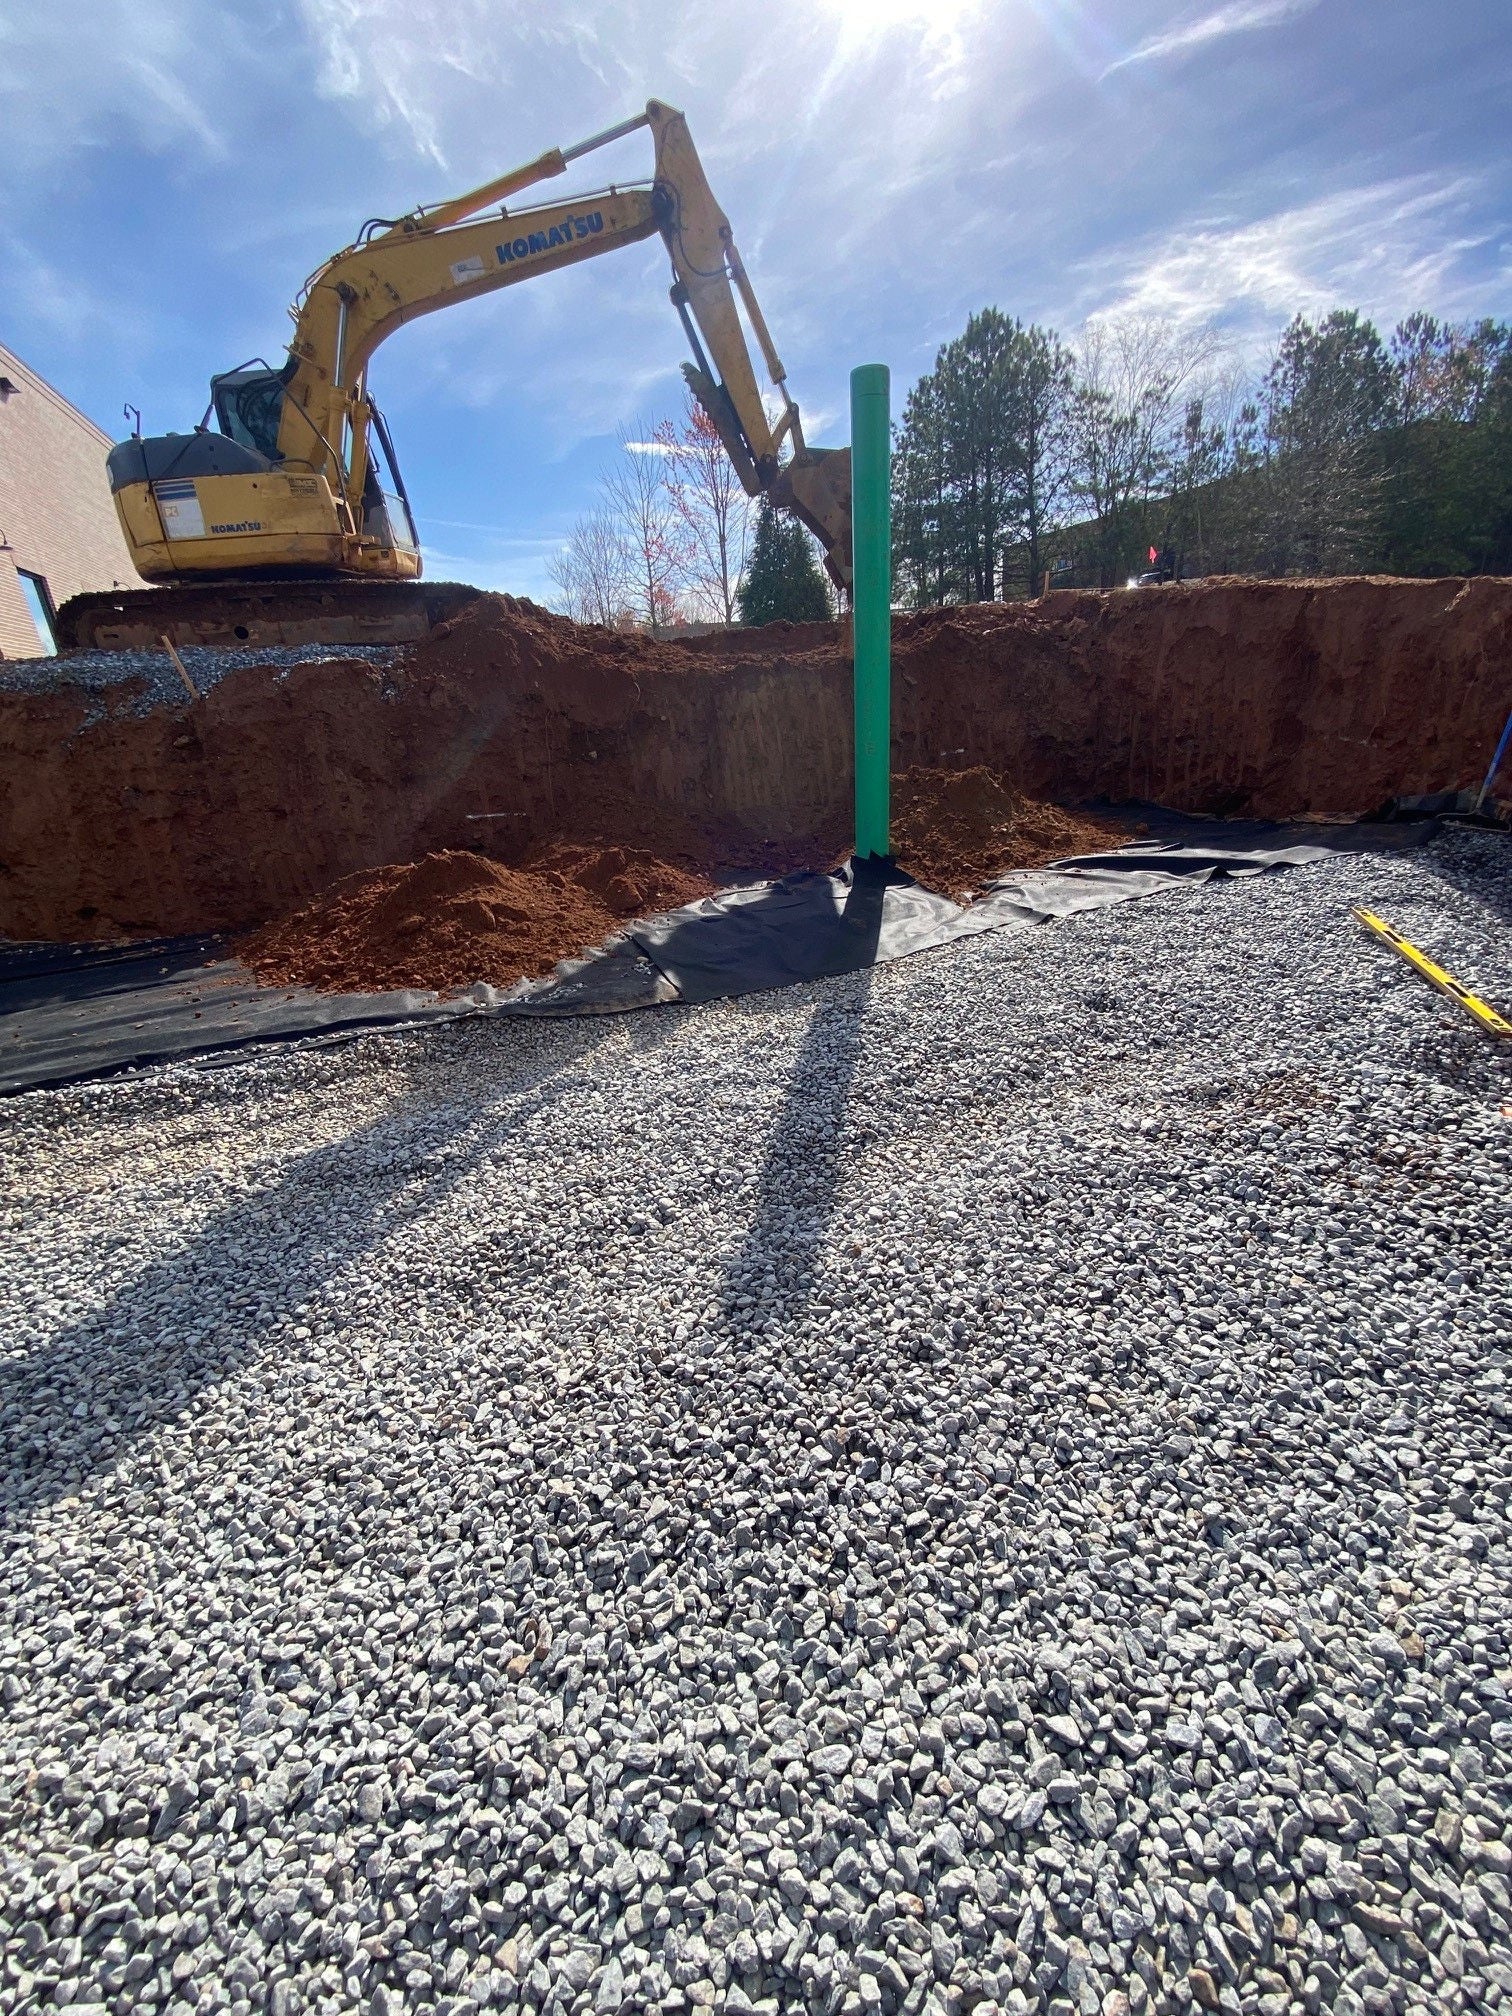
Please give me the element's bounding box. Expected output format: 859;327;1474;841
97;99;852;631
280;100;852;589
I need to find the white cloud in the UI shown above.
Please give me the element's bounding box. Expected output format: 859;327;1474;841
0;229;162;389
291;0;654;173
1076;174;1501;347
797;406;840;445
296;0;475;167
0;1;243;185
1103;0;1319;78
125;55;230;160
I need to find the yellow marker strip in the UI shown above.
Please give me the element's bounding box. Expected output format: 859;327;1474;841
1354;908;1512;1038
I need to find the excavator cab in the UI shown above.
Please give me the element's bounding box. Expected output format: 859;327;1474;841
208;360;419;559
208;356;418;560
108;353;419;585
358;406;420;559
211;362;292;462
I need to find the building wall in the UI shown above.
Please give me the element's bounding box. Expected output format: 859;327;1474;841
0;343;146;659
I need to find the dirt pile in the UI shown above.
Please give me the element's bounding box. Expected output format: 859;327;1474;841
3;578;1508;944
239;844;714;996
238;773;1119;996
529;842;713;920
891;768;1132;894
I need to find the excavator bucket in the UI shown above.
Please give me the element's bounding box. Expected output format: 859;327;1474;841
772;446;853;595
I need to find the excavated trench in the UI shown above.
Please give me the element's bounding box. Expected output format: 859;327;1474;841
1;576;1507;955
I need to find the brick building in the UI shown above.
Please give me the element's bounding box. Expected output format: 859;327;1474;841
0;343;146;658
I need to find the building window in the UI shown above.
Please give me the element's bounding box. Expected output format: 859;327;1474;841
19;571;57;656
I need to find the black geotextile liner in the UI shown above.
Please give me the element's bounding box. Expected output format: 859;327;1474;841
0;937;472;1097
624;815;1439;1004
626;858;975;1004
0;814;1438;1095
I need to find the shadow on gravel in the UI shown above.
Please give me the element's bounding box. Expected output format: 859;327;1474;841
716;870;885;1338
0;1022;612;1526
1420;834;1512;931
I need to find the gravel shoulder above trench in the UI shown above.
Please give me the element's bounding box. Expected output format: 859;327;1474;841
0;645;401;723
1;828;1509;2016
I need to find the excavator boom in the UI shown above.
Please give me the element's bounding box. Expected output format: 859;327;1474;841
79;101;851;650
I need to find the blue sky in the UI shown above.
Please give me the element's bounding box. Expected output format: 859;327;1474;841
3;0;1509;599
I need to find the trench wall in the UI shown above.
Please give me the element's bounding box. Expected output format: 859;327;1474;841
2;576;1507;941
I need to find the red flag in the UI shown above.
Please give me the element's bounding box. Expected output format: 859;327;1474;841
1148;545;1158;565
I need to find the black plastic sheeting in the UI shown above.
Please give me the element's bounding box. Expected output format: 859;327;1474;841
0;937;473;1098
624;814;1437;1003
0;814;1437;1096
628;859;973;1005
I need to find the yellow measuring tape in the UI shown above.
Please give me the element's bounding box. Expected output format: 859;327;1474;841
1354;908;1512;1038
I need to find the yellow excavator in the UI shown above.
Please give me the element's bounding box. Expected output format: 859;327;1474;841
60;101;852;652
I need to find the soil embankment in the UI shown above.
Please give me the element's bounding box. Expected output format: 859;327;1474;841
889;770;1131;896
2;576;1507;944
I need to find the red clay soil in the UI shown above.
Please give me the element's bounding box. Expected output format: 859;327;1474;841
529;841;714;919
240;845;713;995
3;578;1508;944
891;769;1133;895
237;776;1118;995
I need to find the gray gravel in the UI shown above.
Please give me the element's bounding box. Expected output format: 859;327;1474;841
0;645;402;722
1;826;1509;2016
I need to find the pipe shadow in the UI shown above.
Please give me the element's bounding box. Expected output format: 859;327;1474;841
0;1020;613;1529
629;854;905;1006
714;866;888;1339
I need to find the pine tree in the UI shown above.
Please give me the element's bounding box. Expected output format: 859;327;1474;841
1257;310;1392;574
736;498;833;624
892;311;1074;601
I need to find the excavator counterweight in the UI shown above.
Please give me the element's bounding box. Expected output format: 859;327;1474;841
66;102;851;651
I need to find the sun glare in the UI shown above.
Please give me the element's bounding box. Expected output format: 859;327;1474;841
816;0;981;40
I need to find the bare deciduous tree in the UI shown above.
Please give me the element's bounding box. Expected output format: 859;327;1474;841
1068;313;1219;584
654;395;753;624
603;424;688;627
892;294;1512;596
547;508;633;627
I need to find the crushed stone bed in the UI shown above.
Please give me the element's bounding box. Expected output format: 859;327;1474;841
1;827;1509;2016
0;644;402;722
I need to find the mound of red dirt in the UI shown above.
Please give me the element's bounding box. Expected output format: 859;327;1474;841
528;842;714;919
237;774;1131;998
891;768;1133;895
238;845;712;997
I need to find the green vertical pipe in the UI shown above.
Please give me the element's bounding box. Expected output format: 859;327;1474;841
850;363;892;860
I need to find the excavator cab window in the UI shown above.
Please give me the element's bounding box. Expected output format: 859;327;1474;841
210;361;295;463
366;401;420;553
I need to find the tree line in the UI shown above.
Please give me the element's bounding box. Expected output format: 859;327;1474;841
548;398;831;629
893;306;1512;602
548;304;1511;627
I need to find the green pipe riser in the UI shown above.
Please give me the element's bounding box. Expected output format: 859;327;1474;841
850;363;892;861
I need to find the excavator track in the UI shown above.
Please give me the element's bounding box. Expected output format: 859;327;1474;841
56;578;484;654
